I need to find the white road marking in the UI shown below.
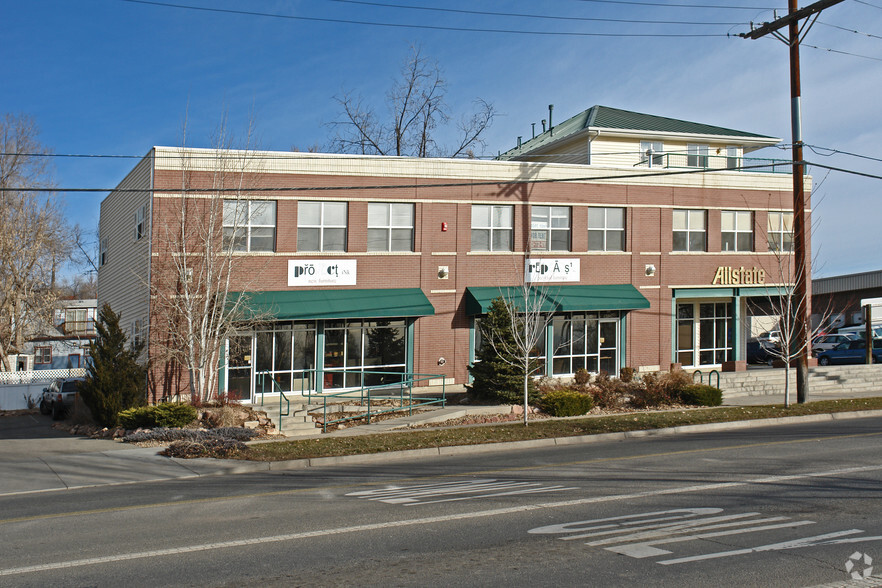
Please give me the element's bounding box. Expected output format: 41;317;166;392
346;479;579;505
2;464;882;577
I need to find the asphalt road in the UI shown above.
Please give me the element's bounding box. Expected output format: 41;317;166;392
2;416;882;587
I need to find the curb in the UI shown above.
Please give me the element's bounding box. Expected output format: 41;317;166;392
242;409;882;471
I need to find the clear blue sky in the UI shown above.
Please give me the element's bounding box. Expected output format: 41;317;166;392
4;0;881;278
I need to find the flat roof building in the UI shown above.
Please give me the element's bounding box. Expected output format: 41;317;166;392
97;106;806;404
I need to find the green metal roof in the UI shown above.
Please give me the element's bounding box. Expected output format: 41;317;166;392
498;105;778;159
233;288;435;321
464;284;650;316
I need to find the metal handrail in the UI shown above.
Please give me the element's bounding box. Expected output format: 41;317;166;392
257;373;290;429
256;369;447;432
657;153;791;174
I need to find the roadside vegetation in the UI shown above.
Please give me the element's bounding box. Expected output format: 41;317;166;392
242;397;882;462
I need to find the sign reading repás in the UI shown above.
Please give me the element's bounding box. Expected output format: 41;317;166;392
288;260;357;286
525;259;580;283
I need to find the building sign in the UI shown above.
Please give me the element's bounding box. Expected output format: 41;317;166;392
712;266;765;286
525;258;580;283
288;260;357;286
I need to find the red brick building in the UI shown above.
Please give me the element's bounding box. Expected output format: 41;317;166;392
98;106;806;403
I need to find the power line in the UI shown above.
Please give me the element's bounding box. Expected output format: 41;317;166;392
0;162;792;195
571;0;773;9
117;0;729;37
323;0;742;26
854;0;882;10
817;20;882;40
805;144;882;163
805;160;882;180
802;42;882;61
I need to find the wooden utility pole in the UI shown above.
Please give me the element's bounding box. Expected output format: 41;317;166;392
740;0;845;403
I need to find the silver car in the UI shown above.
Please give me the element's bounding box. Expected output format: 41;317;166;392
812;333;857;355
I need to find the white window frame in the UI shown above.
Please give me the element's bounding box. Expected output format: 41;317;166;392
35;346;52;365
530;206;571;252
721;210;753;252
367;203;414;252
726;145;740;170
768;211;794;252
99;238;107;267
134;204;147;241
673;209;707;252
687;143;709;168
471;205;513;252
223;200;277;253
587;207;626;252
639;140;664;168
297;201;348;252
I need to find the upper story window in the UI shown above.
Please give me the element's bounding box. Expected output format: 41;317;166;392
768;211;794;252
726;146;740;170
673;209;706;252
471;205;513;252
639;141;664;167
223;200;276;252
297;201;347;252
134;204;148;241
588;207;625;252
368;203;414;252
530;206;570;251
721;211;753;252
35;346;51;365
99;238;107;267
687;144;709;168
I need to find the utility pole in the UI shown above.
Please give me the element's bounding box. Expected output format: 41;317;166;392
740;0;844;404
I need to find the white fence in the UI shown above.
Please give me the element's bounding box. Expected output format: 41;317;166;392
0;368;86;411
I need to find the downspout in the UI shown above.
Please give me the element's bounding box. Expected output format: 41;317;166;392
586;130;599;165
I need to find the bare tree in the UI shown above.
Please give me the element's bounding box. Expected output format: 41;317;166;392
0;114;72;371
483;280;556;425
149;118;269;403
329;44;496;158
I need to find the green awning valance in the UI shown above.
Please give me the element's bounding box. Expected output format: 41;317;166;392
465;284;650;316
233;288;435;320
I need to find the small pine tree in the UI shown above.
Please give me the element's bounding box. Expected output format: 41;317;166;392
467;297;538;404
79;304;147;427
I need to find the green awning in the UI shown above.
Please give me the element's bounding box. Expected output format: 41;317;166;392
465;285;650;316
233;288;435;320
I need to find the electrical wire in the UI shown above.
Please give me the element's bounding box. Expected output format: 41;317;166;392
817;21;882;41
801;42;882;62
854;0;882;10
0;162;793;194
804;160;882;181
117;0;730;37
804;144;882;164
570;0;774;9
322;0;742;26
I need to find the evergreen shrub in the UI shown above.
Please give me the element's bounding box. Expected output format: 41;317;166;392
677;384;723;406
540;389;594;417
118;403;197;429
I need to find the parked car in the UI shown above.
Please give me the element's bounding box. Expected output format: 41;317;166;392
756;331;781;345
812;333;857;354
815;338;882;366
39;377;83;420
747;341;777;365
837;324;882;339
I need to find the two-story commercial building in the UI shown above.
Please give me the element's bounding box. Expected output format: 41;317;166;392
97;105;807;403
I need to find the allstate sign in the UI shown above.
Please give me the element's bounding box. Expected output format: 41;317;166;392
288;260;357;286
525;258;580;283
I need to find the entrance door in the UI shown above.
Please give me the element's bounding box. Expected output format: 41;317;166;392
676;302;732;367
226;335;253;402
598;318;618;375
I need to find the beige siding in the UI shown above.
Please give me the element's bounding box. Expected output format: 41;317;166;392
97;152;153;341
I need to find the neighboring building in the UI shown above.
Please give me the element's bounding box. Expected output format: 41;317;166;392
813;270;882;331
18;298;97;371
98;106;807;404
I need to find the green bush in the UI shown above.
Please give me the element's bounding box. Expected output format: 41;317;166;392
118;403;197;429
540;389;594;417
678;384;723;407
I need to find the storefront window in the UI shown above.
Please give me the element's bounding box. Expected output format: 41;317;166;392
254;322;316;394
324;319;407;389
552;312;617;376
676;302;732;367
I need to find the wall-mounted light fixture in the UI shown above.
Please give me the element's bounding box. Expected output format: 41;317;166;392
438;266;449;279
645;264;656;277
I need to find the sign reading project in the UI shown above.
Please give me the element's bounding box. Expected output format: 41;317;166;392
288;260;357;286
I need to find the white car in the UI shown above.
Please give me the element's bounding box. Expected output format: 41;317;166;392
756;331;781;346
812;333;857;354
